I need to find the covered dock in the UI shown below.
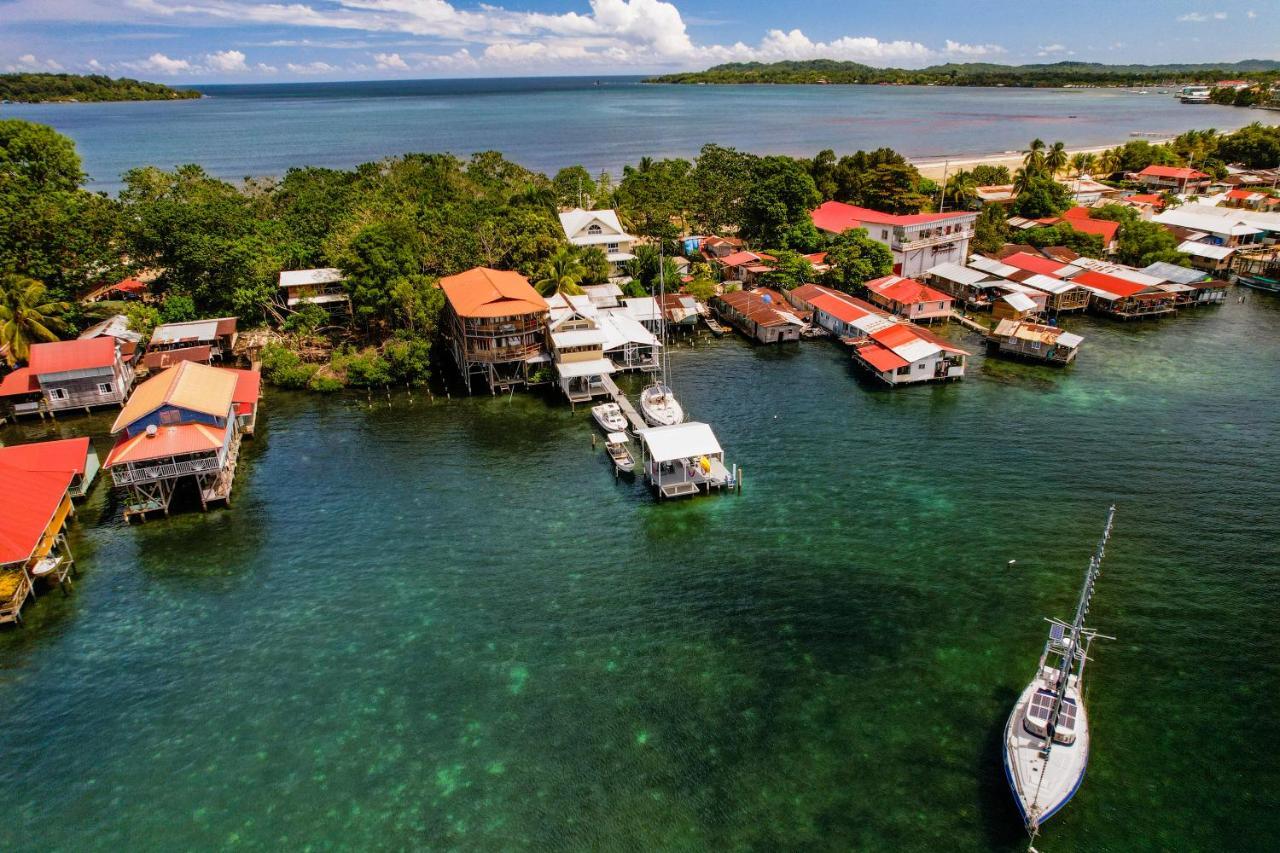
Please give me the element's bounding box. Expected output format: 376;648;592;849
634;422;735;499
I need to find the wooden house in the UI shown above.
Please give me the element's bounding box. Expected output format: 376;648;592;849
863;275;954;323
278;268;351;314
711;288;804;343
849;323;969;386
0;460;77;626
7;338;137;417
440;268;550;394
144;318;239;371
546;293;614;402
992;291;1042;322
1072;270;1177;320
788;284;896;340
104;361;246;520
987;319;1083;365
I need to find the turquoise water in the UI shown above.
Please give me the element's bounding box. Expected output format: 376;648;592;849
2;298;1279;850
0;78;1255;192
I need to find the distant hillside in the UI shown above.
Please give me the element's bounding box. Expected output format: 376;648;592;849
648;59;1280;87
0;73;201;103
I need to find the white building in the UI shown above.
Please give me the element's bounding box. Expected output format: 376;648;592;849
278;268;350;310
810;201;978;278
558;209;637;277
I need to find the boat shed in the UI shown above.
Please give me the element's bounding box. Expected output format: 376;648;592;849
635;422;733;499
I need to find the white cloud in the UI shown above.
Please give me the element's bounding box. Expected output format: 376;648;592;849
4;52;65;72
1035;43;1075;57
205;48;249;72
943;40;1006;58
286;61;340;74
257;62;279;73
1176;11;1227;22
87;58;105;70
373;51;409;70
121;52;192;74
1247;10;1257;18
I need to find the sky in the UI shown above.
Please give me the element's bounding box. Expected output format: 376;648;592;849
1;0;1276;83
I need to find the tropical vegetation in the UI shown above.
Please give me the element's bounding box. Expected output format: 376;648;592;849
0;73;200;103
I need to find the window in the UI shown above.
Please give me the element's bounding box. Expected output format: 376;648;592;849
48;388;68;401
1030;340;1041;350
159;409;181;425
881;229;889;240
97;382;114;395
587;223;602;235
916;362;927;371
607;242;619;253
896;366;910;376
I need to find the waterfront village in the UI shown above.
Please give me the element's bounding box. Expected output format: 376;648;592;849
3;122;1280;627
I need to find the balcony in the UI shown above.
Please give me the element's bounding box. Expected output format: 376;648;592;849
464;342;545;364
897;229;975;252
111;455;221;486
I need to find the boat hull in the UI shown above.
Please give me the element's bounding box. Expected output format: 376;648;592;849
591;404;628;433
640;386;684;427
1002;680;1090;832
1238;275;1280;295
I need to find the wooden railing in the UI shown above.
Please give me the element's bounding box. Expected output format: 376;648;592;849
111;455;220;486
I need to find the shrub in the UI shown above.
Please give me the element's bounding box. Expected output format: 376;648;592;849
259;342;319;389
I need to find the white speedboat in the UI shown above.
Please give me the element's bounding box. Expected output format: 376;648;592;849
640;383;684;426
1003;506;1116;837
591;402;628;433
605;431;636;474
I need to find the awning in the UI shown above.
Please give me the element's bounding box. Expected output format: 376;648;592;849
554;358;616;379
855;343;910;372
1177;241;1235;260
636;422;723;463
551;328;607;348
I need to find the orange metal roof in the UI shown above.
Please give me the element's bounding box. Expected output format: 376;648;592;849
0;437;91;476
807;292;874;324
28;338;116;375
439;268;548;318
0;367;39;397
104;422;228;467
866;276;952;306
0;461;73;565
111;361;237;434
855;343;910;372
142;345;212;370
1073;270;1149;298
227;368;261;406
1138;165;1208;180
870;323;919;349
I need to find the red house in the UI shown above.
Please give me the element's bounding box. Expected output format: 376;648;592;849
863;275;954;323
1135;166;1210;193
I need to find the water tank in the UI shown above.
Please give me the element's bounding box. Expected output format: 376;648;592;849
761;293;772;304
145;424;158;438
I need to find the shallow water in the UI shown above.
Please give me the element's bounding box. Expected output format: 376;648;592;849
2;297;1278;850
2;77;1255;192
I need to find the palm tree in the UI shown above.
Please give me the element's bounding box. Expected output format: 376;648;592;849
1045;141;1069;177
1079;153;1097;176
1023;138;1047;174
1098;148;1122;177
0;274;70;366
1012;167;1033;195
533;247;586;297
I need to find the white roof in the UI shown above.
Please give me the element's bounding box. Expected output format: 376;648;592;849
893;337;941;362
1056;331;1084;348
151;319;219;344
1000;292;1038;312
79;314;142;343
968;255;1021;278
598;312;660;350
279;268;344;288
927;261;990;286
1069;257;1164;285
1017;274;1075;295
636;422;723;463
1153;205;1270;237
607;251;637;263
551;328;607;348
1177;240;1235;260
554;357;616;379
606;431;630;444
999;282;1047;301
1141;261;1209;284
559;208;635;243
622;297;662;323
851;314;896;335
582;282;623;298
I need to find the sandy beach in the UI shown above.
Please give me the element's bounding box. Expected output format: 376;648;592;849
911;136;1177;180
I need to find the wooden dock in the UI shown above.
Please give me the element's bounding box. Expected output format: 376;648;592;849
951;311;990;334
600;375;648;432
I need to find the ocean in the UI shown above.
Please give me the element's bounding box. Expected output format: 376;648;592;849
2;300;1278;850
1;76;1259;192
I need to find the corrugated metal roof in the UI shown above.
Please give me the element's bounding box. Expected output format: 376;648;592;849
0;437;90;476
111;361;237;434
105;423;227;466
150;320;219;345
28;338;117;375
0;461;72;565
635;422;722;463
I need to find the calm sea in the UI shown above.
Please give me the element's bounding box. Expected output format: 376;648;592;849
1;76;1258;192
2;300;1278;849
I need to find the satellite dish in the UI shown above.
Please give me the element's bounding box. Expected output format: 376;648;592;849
145;424;158;438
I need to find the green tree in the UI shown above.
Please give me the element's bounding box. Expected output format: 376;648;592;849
690;144;755;233
1023;138;1047;175
808;149;839;199
552;165;597;210
757;249;814;291
822;228;894;294
1022;224;1104;258
970;164;1012;186
624;244;679;294
1045;141;1069;177
740;156;822;246
1013;175;1072;219
0;273;70;365
533;246;587;296
1215;123;1280;169
578;246;611;284
340;218;424;328
972;204;1010;255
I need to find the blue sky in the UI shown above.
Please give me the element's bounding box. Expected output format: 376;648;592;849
2;0;1276;82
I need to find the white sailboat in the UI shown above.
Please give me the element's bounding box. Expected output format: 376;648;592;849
1003;505;1116;837
640;246;685;427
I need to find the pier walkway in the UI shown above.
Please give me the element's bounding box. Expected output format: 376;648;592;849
601;375;647;432
951;311;990;334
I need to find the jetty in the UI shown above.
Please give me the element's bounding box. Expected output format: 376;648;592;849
600;375;647;432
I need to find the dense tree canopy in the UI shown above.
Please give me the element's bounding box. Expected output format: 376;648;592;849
822;228;894;294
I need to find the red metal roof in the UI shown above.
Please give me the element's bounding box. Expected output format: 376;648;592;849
105;422;228;467
28;338;116;375
870;323;919;349
107;278;148;295
855;343;910;372
142;345;212;370
1001;252;1070;276
1073;270;1149;298
811;200;972;232
1062;217;1120;244
0;461;73;565
227;368;261;406
0;437;90;476
1124;193;1166;206
716;288;799;328
1138;165;1208;180
807;292;874;324
865;275;952;306
0;367;39;397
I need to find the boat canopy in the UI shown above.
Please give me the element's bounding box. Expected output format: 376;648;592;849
636;422;722;463
606;432;629;444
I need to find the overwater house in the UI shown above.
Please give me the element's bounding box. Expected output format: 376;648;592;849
104;361;248;519
545;293;615;402
558;209;637;278
997;251;1084;280
1011;273;1092;313
1072;270;1176;320
278;268;351;314
711;288;804;343
229;368;262;435
849;322;969;386
659;293;701;329
598;312;660;372
634;422;734;499
791;285;897;340
0;436;100;499
1176;240;1236;273
1140;261;1228;305
143;317;239;373
811;201;978;277
0;458;77;626
926;261;1007;309
0;338;136;420
1134;165;1211;194
992;291;1042;322
987;319;1084;365
621;296;663;332
863;275;954;323
440;267;550;394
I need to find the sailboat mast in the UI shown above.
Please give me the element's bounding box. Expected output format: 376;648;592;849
658;243;670;384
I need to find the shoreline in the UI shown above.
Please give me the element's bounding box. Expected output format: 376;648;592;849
911;136;1178;180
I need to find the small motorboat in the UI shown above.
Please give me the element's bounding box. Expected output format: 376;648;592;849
605;432;636;474
591;402;628;433
640;383;684;426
